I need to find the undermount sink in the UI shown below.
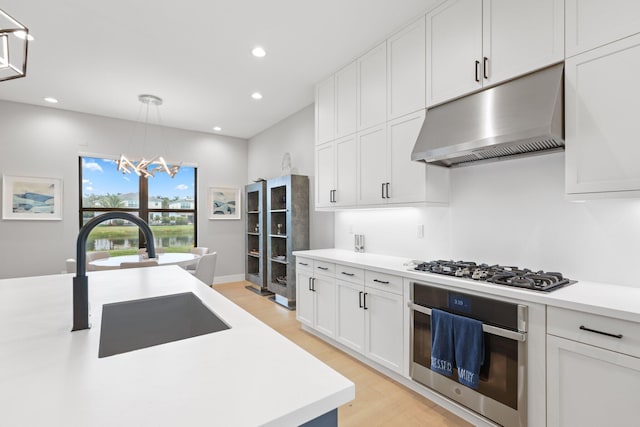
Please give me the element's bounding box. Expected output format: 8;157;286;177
98;292;230;358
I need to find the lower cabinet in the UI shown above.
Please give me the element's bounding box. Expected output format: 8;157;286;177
296;259;336;338
335;268;404;373
546;307;640;426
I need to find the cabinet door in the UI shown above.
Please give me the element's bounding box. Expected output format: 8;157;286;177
335;280;365;353
566;0;640;57
315;142;334;208
315;75;335;145
313;274;336;338
336;62;357;138
387;110;427;204
364;287;404;373
426;0;483;106
296;270;314;327
357;42;387;131
483;0;564;85
334;135;357;207
547;335;640;427
357;124;388;206
565;35;640;194
387;16;426;120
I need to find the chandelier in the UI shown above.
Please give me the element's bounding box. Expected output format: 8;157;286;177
117;94;180;178
0;8;30;82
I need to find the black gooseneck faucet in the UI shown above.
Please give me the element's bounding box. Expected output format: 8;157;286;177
72;211;156;331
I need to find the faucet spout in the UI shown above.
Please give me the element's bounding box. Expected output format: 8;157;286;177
72;212;156;331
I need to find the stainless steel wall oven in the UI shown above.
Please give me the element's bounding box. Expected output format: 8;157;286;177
409;281;528;426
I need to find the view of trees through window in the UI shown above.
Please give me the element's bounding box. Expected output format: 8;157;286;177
79;156;197;255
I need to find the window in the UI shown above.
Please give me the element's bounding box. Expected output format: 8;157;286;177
79;156;197;255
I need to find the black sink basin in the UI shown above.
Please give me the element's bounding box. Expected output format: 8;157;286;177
98;292;230;358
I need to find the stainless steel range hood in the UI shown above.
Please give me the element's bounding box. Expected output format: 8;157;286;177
412;62;564;167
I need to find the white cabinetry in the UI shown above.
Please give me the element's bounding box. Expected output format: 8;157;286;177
357;42;387;131
315;75;335;145
335;62;357;138
565;34;640;196
316;135;357;209
426;0;564;106
547;307;640;427
387;16;426;120
296;258;336;338
566;0;640;57
357;110;449;206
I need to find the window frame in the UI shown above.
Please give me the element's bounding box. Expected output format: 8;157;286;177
78;156;198;249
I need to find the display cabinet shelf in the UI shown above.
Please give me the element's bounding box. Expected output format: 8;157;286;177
244;181;271;296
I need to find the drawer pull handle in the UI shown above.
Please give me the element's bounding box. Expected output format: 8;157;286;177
579;325;623;339
341;272;355;276
373;279;389;284
299;262;309;266
317;266;329;271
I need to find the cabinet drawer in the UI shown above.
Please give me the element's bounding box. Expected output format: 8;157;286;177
335;264;365;285
314;260;335;276
365;270;402;295
547;307;640;358
296;257;313;271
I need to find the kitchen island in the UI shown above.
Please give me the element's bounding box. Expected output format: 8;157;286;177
0;266;354;426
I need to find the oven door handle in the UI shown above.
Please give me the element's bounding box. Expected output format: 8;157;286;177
408;301;527;342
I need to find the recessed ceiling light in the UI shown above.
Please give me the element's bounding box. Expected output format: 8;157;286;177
213;126;222;131
251;92;263;100
251;46;266;58
14;31;34;41
44;97;58;104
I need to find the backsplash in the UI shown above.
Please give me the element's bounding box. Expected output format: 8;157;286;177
335;152;640;287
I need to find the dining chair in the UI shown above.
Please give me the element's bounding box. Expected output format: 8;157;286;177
190;252;217;286
186;247;209;271
65;258;76;274
119;260;159;269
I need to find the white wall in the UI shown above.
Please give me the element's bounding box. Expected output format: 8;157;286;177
0;100;248;280
335;152;640;287
248;104;334;249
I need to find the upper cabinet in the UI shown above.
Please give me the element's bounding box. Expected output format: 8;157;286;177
335;62;358;139
357;43;387;131
387;16;426;120
426;0;564;106
566;0;640;57
315;75;335;145
565;34;640;196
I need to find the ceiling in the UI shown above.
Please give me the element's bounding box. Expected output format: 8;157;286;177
0;0;438;139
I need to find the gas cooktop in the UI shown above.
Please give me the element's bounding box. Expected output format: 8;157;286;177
413;260;574;292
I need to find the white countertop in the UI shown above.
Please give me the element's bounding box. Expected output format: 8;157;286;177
0;266;354;426
293;249;640;323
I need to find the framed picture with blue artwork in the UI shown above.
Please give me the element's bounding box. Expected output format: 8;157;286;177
208;186;241;220
2;175;63;220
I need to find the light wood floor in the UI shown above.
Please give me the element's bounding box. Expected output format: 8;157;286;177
213;281;472;427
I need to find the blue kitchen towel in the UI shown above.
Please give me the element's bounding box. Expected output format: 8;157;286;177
430;309;454;377
453;314;484;389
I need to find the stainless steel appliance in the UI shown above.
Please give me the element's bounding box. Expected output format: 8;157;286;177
409;282;528;426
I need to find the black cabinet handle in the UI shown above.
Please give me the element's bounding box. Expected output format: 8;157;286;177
308;277;312;291
483;57;488;79
579;325;623;339
317;266;329;271
475;60;480;82
363;292;368;310
381;183;385;199
373;279;390;284
385;183;390;199
341;272;355;276
311;278;316;292
299;262;309;266
359;291;363;308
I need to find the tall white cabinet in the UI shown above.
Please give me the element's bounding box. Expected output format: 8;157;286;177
426;0;564;106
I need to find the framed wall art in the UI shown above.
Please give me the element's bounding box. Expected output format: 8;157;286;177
208;186;241;220
2;175;63;220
